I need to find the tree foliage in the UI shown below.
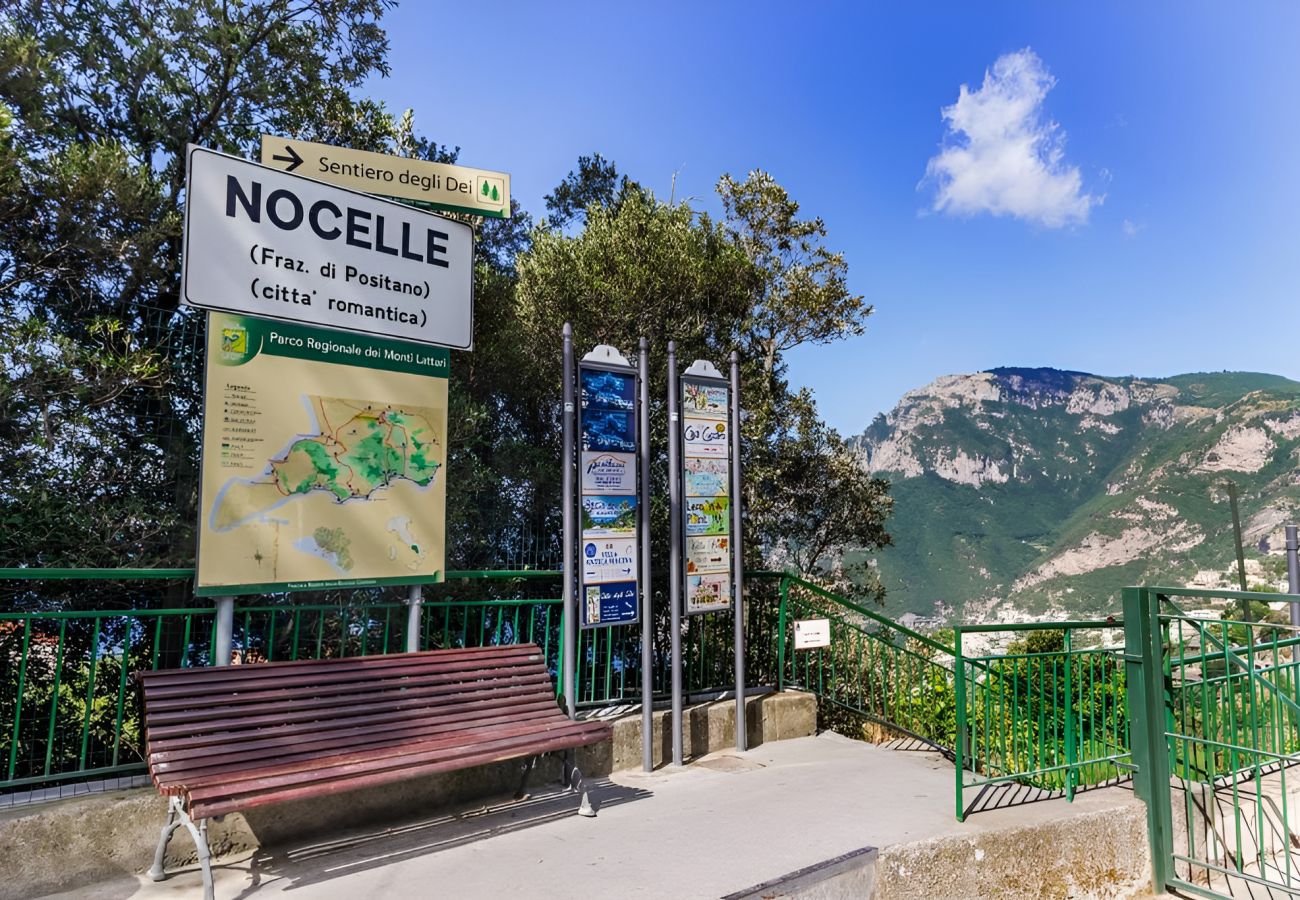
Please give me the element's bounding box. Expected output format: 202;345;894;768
542;152;639;229
0;0;399;570
0;1;891;608
718;170;873;380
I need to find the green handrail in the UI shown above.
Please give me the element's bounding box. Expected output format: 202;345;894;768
0;566;787;794
752;571;955;657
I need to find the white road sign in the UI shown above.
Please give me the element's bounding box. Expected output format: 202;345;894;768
260;136;511;218
180;145;474;350
794;618;831;650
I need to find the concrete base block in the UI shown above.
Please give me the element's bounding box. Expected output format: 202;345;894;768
872;801;1151;900
594;689;818;774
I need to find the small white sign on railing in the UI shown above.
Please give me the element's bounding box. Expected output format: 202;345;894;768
794;618;831;650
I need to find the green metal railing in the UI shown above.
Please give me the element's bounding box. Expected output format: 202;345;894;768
1;570;571;793
760;572;1133;821
1;568;786;795
1127;586;1300;899
954;620;1130;820
766;573;958;748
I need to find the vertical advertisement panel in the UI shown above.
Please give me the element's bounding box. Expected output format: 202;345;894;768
196;312;448;595
579;364;640;627
681;374;733;614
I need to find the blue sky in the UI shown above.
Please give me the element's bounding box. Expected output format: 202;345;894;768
366;2;1300;435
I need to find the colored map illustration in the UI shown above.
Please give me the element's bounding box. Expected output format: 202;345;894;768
212;396;443;534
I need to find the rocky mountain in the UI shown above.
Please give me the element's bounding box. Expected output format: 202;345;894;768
849;369;1300;623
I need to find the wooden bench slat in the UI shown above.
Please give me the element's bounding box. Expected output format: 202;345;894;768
171;716;593;795
137;644;540;683
148;696;559;765
149;701;563;777
140;659;547;713
143;691;558;759
143;680;551;741
142;668;553;725
188;723;611;819
138;646;544;695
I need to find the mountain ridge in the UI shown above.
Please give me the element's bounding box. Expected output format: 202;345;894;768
850;368;1300;624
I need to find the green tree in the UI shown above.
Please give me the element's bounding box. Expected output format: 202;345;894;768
716;170;888;599
0;0;397;574
718;170;873;381
519;169;891;602
543;153;640;229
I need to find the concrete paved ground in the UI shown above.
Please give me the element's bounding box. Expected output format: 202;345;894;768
44;733;1144;900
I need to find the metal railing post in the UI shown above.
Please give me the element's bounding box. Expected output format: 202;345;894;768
406;584;423;652
212;596;234;666
777;575;789;691
954;626;966;822
1125;586;1172;893
1064;627;1076;802
1287;525;1299;627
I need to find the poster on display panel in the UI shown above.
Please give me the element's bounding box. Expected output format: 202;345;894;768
578;361;641;627
680;370;733;614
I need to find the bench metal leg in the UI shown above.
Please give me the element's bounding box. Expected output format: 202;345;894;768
149;796;215;900
562;750;597;818
147;799;182;881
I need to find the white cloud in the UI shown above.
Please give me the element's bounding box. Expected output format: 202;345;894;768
924;49;1101;228
1121;218;1145;238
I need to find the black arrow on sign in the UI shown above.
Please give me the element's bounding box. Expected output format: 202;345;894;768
271;145;303;173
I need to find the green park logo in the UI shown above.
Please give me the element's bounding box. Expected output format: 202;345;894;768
222;325;248;355
476;176;505;207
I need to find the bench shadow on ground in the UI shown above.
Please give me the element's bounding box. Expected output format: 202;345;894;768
229;778;650;897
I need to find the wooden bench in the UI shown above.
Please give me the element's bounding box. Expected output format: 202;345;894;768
138;644;611;899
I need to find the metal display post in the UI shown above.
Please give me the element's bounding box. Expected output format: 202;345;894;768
212;596;234;666
729;351;746;752
1287;525;1300;627
561;323;577;720
667;341;684;766
639;338;654;772
406;584;423;652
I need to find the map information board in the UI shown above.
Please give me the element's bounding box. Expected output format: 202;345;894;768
196;312;448;595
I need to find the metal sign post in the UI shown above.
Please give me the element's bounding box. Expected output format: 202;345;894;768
729;351;746;753
667;341;684;766
212;596;234;666
561;323;577;719
639;338;654;772
406;584;423;653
